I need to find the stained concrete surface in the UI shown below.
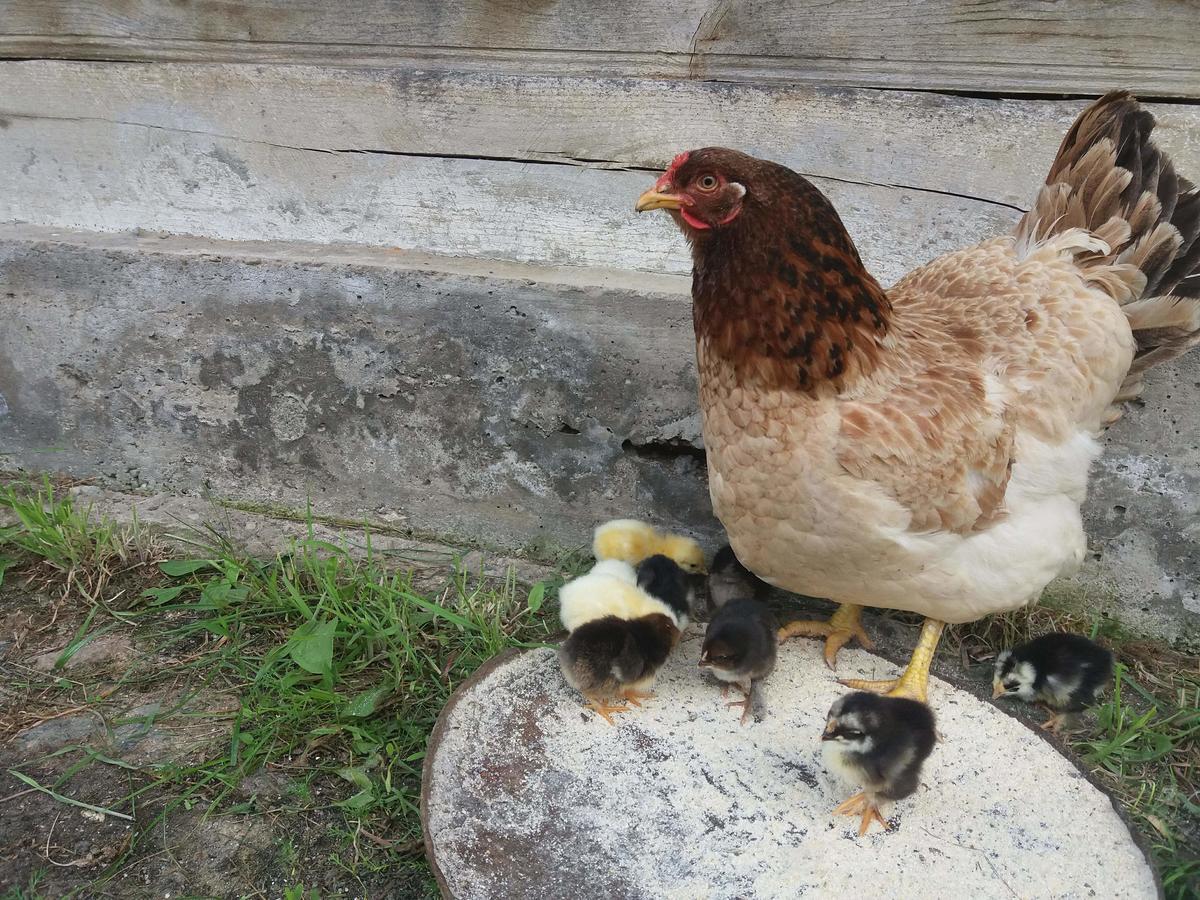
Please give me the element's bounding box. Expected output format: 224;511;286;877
423;638;1158;900
0;226;1197;647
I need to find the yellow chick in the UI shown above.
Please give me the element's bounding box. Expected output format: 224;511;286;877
593;518;706;574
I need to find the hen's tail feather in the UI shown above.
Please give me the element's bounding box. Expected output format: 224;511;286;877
1015;91;1200;408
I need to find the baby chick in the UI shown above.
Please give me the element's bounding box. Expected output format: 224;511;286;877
699;598;778;724
821;692;936;836
557;557;687;724
593;518;706;574
992;632;1113;733
636;553;695;628
707;543;769;610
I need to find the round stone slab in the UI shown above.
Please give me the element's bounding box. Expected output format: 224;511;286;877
422;632;1157;899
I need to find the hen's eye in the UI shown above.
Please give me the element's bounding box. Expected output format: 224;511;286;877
697;174;719;191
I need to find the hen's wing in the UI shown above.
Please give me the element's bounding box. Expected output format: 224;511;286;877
834;230;1134;536
838;364;1015;535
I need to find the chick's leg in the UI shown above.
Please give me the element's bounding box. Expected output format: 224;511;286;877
724;679;753;725
841;618;945;704
777;603;875;669
582;695;629;726
832;792;889;837
1039;712;1069;734
620;688;655;707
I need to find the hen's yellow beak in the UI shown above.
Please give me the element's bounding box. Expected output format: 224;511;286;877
992;680;1006;700
635;188;683;212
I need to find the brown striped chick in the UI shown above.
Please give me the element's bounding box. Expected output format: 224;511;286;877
557;557;690;724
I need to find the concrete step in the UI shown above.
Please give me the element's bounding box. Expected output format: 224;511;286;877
0;225;709;559
1;225;1196;646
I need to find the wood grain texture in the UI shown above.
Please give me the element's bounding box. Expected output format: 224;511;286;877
6;61;1200;281
1;1;1198;96
0;113;1017;284
4;61;1199;209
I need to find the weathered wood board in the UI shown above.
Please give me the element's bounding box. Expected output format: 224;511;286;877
4;61;1200;282
4;62;1200;207
2;1;1198;96
0;109;1018;286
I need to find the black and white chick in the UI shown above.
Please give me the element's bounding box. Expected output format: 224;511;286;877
992;632;1113;733
699;545;777;724
821;692;936;836
636;553;697;624
557;556;690;725
706;543;769;611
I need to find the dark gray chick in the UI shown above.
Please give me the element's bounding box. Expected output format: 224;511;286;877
707;543;769;610
699;596;778;725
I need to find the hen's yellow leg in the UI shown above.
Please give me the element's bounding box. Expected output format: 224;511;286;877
841;618;945;704
777;603;875;669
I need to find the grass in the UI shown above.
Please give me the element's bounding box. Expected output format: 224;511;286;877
2;480;1197;897
954;606;1200;897
0;480;555;896
0;479;166;603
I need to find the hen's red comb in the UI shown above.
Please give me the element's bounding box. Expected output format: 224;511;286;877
660;150;690;187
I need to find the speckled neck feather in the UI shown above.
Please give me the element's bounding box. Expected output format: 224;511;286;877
690;167;892;391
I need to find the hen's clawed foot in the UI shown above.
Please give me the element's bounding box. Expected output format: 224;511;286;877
777;603;875;669
833;791;890;837
840;618;945;704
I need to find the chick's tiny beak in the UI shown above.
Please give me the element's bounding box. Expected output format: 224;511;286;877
821;718;837;740
636;187;683;212
992;680;1006;700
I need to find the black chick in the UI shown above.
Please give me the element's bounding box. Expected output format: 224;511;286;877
636;553;694;628
821;692;936;836
699;598;778;725
707;543;769;610
993;632;1113;733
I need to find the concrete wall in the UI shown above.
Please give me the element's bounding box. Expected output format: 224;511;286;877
0;2;1198;645
2;227;1197;646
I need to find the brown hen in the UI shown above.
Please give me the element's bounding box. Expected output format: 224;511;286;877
636;93;1200;702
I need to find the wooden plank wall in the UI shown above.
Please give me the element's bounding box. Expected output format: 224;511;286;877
2;1;1199;95
1;1;1199;281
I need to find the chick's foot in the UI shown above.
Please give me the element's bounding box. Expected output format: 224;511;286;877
583;698;629;725
832;791;890;837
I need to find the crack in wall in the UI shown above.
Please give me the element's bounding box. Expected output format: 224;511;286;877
0;110;1028;213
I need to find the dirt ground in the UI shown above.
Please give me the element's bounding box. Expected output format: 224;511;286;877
0;580;435;899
